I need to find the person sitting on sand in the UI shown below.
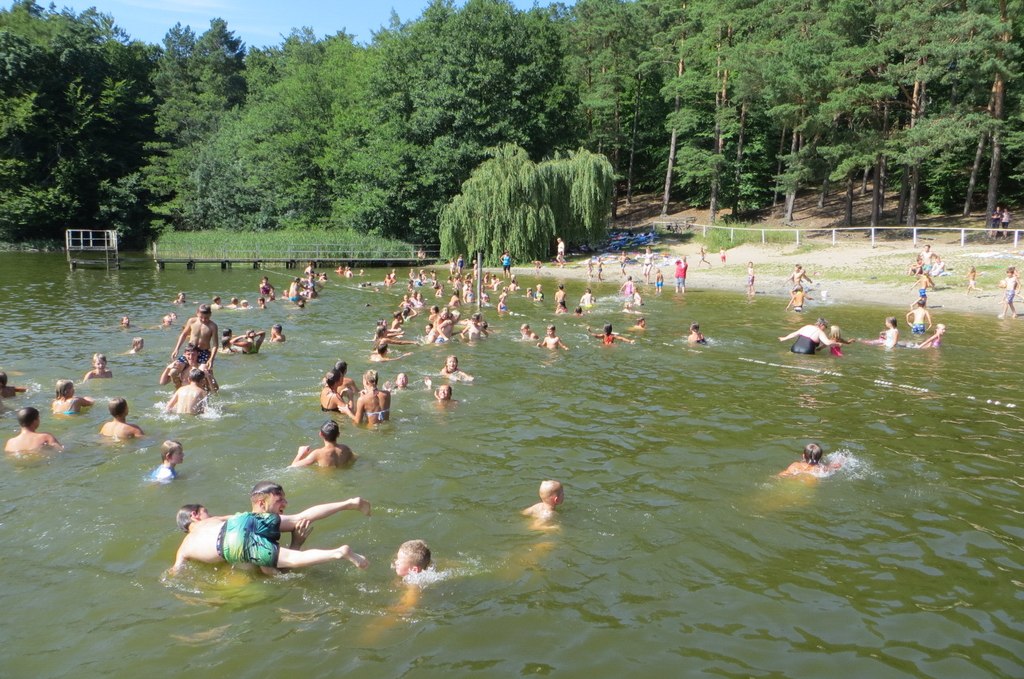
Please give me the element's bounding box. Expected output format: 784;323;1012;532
4;407;61;453
99;398;144;439
169;483;371;576
291;420;356;468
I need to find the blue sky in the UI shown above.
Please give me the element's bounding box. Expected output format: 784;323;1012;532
55;0;546;48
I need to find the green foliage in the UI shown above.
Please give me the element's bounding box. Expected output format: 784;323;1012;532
439;145;614;265
155;229;415;259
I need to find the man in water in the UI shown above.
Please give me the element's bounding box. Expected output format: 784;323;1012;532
171;304;219;366
169;482;371;575
4;407;62;453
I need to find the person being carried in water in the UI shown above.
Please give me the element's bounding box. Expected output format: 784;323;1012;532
589;323;635;345
778;443;841;478
291;420;356;468
778;318;835;355
99;397;144;439
168;483;370;576
4;407;61;453
166;369;209;414
687;322;707;345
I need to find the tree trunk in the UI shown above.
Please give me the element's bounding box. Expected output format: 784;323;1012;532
905;77;925;227
818;176;829;208
845;174;854;226
784;130;799;224
626;71;642;205
897;167;908;222
732;101;747;215
709;40;728;225
963;133;987;216
772;126;786;208
661;59;684;217
860;166;869;195
871;154;885;227
986;0;1009;219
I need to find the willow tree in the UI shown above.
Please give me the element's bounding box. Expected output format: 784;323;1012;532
440;145;613;265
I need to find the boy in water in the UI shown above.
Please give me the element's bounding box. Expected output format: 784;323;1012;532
520;324;539;340
166;369;209;415
4;407;61;453
537;325;569;350
151;440;184;482
779;443;841;478
99;398;145;439
270;323;286;342
291;421;356;468
169;482;371;575
906;299;932;335
393;539;432;577
83;353;112;380
0;371;27;398
522;480;564;528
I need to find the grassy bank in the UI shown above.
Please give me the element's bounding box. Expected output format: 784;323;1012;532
154;229;423;260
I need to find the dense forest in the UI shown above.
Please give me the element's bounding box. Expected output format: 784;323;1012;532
1;0;1022;256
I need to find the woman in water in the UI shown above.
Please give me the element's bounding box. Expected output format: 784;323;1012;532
320;370;346;412
340;370;391;425
778;318;835;354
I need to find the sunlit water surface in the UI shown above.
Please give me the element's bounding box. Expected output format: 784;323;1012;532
1;253;1022;678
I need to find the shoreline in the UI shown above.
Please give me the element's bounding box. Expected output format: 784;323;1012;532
510;240;1023;318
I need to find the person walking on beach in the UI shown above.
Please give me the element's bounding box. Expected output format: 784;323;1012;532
698;246;711;267
556;238;566;267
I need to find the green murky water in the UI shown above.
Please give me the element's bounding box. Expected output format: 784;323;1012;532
1;252;1021;678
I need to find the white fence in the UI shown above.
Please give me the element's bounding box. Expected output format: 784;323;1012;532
648;221;1021;248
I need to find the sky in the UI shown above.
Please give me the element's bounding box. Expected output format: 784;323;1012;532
53;0;546;48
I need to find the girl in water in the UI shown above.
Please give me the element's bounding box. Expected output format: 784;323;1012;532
440;355;474;382
862;317;900;349
52;379;95;415
83;353;112;380
827;326;855;356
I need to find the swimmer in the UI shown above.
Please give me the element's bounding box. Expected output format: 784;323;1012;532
522;480;564;527
778;442;841;478
537;325;569;350
99;398;144;439
589;323;635;345
520;324;539;341
129;337;144;354
435;383;456;403
270;323;285;342
83;353;112;381
370;342;411;362
161;313;177;328
340;370;391;425
861;316;900;349
320;370;346;412
4;407;61;453
629;317;647;332
230;329;265;354
165;369;209;414
779;318;835;355
393;539;432;577
827;325;855;356
211;296;223;310
440;355;474;382
573;305;584;317
150;440;183;482
159;343;217;392
916;323;946;349
291;420;356;468
173;292;186;305
257;297;267;310
687;322;707;345
52;379;94;414
384;372;409;391
169;482;371;576
120;315;131;329
906;299;932;335
0;371;27;398
580;288;595;308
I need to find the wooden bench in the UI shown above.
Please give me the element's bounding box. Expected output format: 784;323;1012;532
665;217;697;234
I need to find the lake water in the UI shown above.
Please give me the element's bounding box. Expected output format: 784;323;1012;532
1;253;1022;679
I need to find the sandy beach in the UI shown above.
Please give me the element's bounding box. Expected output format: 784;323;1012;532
521;237;1024;317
